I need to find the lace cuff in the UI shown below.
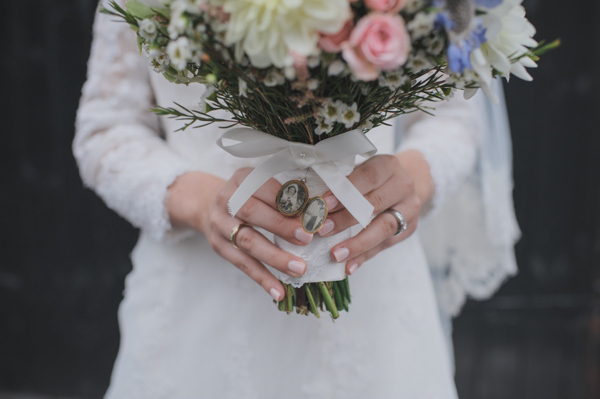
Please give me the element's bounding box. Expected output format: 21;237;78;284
77;123;197;242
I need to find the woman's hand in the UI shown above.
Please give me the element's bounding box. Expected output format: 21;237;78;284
167;169;314;301
319;151;433;275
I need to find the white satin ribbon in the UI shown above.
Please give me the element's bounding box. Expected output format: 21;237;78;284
217;128;378;228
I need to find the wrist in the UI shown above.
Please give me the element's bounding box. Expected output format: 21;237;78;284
166;171;225;232
395;150;434;206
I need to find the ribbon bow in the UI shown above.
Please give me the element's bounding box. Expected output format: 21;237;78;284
217;128;378;228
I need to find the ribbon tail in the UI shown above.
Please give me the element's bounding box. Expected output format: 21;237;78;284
228;150;298;217
312;163;374;228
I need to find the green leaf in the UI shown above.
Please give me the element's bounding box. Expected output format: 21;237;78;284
125;0;156;19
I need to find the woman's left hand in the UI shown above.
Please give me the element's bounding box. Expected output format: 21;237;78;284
319;153;431;275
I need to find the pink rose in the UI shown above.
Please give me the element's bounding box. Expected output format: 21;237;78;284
342;13;411;81
365;0;406;13
319;17;354;53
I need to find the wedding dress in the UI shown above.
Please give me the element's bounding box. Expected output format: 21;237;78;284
74;2;519;398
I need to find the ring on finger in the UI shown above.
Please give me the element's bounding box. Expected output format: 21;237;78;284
384;209;407;236
230;223;252;249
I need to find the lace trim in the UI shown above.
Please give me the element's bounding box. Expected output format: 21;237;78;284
74;0;197;243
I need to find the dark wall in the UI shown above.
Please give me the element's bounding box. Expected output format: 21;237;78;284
1;1;598;398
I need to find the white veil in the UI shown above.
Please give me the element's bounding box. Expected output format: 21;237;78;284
409;79;521;318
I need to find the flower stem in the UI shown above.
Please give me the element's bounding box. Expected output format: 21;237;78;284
318;282;339;319
333;281;344;311
305;283;320;318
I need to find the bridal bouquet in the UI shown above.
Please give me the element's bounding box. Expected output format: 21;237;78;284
102;0;556;319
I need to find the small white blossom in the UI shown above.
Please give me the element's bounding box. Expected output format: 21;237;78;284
263;69;285;86
424;35;445;56
146;53;170;73
407;50;434;72
168;2;188;39
239;78;248;97
328;60;346;76
315;118;333;136
446;70;476;90
307;79;319;90
180;0;205;14
407;12;436;40
284;66;296;80
307;55;321;68
320;99;343;123
378;70;410;90
404;0;426;14
338;102;360;128
139;19;158;41
358;115;377;132
167;37;192;71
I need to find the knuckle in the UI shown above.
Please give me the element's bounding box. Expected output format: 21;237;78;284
215;189;229;205
361;162;380;187
412;195;422;211
369;191;386;212
382;215;399;236
238;200;258;221
237;229;255;251
235;260;252;275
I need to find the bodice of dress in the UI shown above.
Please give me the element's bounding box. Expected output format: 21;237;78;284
74;0;517;318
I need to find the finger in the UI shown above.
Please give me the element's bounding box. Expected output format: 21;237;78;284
319;176;413;237
220;218;308;278
231;169;283;210
323;155;399;212
329;197;420;264
345;238;396;275
236;196;313;246
212;235;285;301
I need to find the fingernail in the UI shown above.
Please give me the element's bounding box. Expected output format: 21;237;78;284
333;247;350;262
288;260;306;276
348;263;359;275
324;195;338;210
270;288;281;301
318;219;334;236
295;228;313;244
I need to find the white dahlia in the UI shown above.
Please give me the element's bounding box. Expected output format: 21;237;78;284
468;0;537;101
211;0;352;68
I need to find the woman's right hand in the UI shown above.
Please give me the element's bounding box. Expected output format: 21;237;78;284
167;169;313;301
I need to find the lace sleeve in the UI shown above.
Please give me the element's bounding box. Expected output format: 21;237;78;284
397;93;484;218
397;83;520;317
74;1;196;242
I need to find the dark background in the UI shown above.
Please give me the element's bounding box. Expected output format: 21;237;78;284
1;0;599;398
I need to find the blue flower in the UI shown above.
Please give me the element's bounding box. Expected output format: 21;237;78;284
475;0;503;8
447;42;473;73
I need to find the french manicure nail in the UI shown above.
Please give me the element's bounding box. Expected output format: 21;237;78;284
295;228;313;244
333;247;350;262
318;219;334;236
288;260;306;275
270;288;281;301
324;195;338;210
348;263;359;275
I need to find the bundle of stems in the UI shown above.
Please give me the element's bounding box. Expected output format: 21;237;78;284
276;277;351;319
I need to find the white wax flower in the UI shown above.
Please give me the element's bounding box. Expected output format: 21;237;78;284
407;12;436;40
263;69;285;86
211;0;351;68
314;118;333;136
167;37;192;70
327;60;346;76
319;99;344;124
338;103;360;129
139;19;158;41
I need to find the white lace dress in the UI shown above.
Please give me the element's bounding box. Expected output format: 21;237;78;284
74;3;519;398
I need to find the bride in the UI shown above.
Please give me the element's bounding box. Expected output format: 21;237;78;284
74;1;520;397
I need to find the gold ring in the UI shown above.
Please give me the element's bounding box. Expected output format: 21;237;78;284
230;223;252;249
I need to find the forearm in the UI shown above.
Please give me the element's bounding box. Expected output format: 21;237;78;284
167;171;226;232
395;150;434;208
